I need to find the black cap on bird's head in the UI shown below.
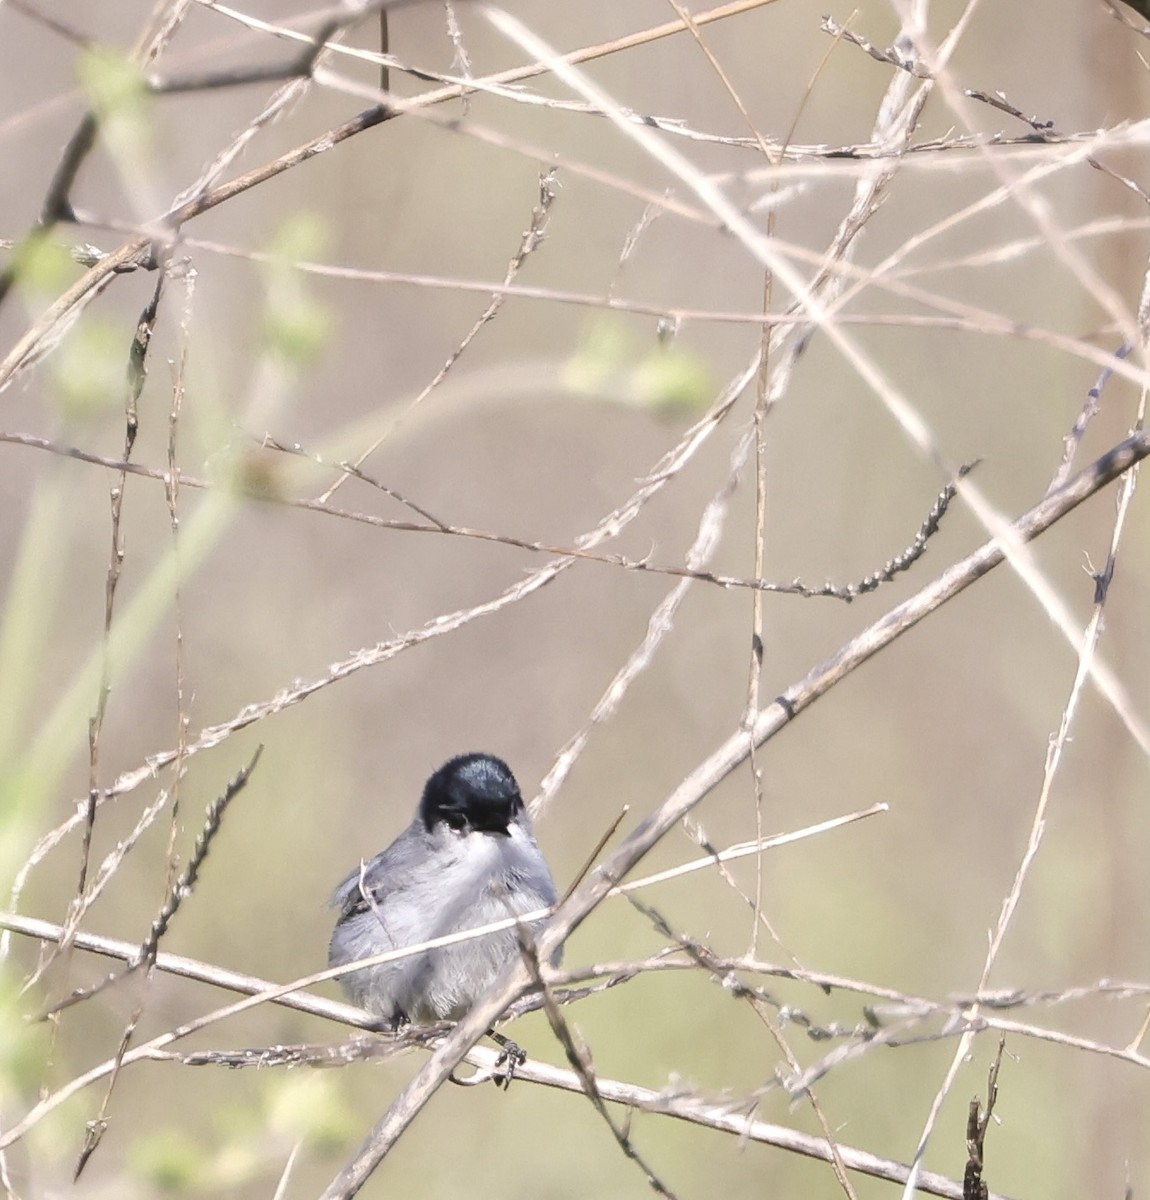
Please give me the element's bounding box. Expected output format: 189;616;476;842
420;752;524;836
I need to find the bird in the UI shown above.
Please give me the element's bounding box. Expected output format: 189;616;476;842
328;752;560;1029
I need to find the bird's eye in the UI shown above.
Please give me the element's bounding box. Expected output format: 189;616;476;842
442;809;468;831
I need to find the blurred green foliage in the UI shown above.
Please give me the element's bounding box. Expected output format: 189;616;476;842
565;317;712;415
10;237;75;297
127;1076;359;1194
51;317;130;420
261;214;336;368
76;47;152;168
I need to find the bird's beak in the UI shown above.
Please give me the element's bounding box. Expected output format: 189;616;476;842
472;812;513;836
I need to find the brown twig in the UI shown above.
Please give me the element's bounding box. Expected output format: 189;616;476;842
317;167;560;503
519;922;678;1198
963;1036;1005;1200
44;746;264;1021
625;896;859;1200
1048;342;1133;494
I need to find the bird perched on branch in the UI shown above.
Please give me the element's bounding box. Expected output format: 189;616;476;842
329;753;559;1031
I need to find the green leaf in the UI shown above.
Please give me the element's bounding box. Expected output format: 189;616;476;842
10;236;75;296
76;47;148;121
261;214;336;366
565;316;713;414
49;316;125;420
128;1128;206;1193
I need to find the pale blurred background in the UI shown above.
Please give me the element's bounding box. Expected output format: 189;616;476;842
0;1;1149;1197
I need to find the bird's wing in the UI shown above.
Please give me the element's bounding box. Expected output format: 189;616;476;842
330;821;426;922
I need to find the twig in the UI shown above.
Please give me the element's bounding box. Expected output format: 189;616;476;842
536;349;759;814
837;460;979;597
29;265;172;1035
559;805;630;905
964;87;1150;206
901;315;1147;1196
0;426;968;600
317;167;560;502
46;746;264;1020
1048;342;1133;494
1;909;377;1028
963;1036;1005;1200
441;1;473;104
626;896;859;1200
820;15;932;77
8;906;1150;1053
164;259;197;889
520;924;678;1198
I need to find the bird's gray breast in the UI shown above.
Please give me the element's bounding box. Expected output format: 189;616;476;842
330;821;557;1022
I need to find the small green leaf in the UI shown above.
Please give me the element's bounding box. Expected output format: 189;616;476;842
77;47;154;172
10;236;74;296
262;290;335;366
267;1075;359;1151
565;316;713;413
76;47;148;121
49;317;125;421
265;212;329;264
563;317;631;397
630;346;712;415
128;1128;205;1193
261;214;336;366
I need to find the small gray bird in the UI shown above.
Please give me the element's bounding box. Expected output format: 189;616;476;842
329;753;559;1027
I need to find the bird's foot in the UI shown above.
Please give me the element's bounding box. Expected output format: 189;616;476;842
489;1031;526;1089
